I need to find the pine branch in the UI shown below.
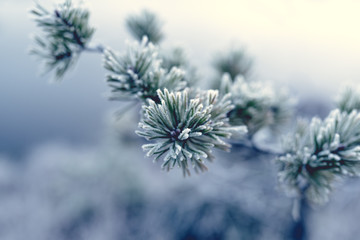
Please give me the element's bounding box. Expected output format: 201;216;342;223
28;1;360;212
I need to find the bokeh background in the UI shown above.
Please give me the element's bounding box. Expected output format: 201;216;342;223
1;0;360;239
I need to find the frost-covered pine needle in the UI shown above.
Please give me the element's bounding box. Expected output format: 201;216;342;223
136;88;247;176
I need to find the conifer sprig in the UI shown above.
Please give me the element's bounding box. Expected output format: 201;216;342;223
30;0;95;79
220;74;294;136
278;109;360;204
126;10;164;44
136;89;247;176
161;47;199;87
213;47;253;81
104;37;186;102
336;87;360;113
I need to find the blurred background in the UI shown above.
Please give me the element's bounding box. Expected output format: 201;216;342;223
1;0;360;239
